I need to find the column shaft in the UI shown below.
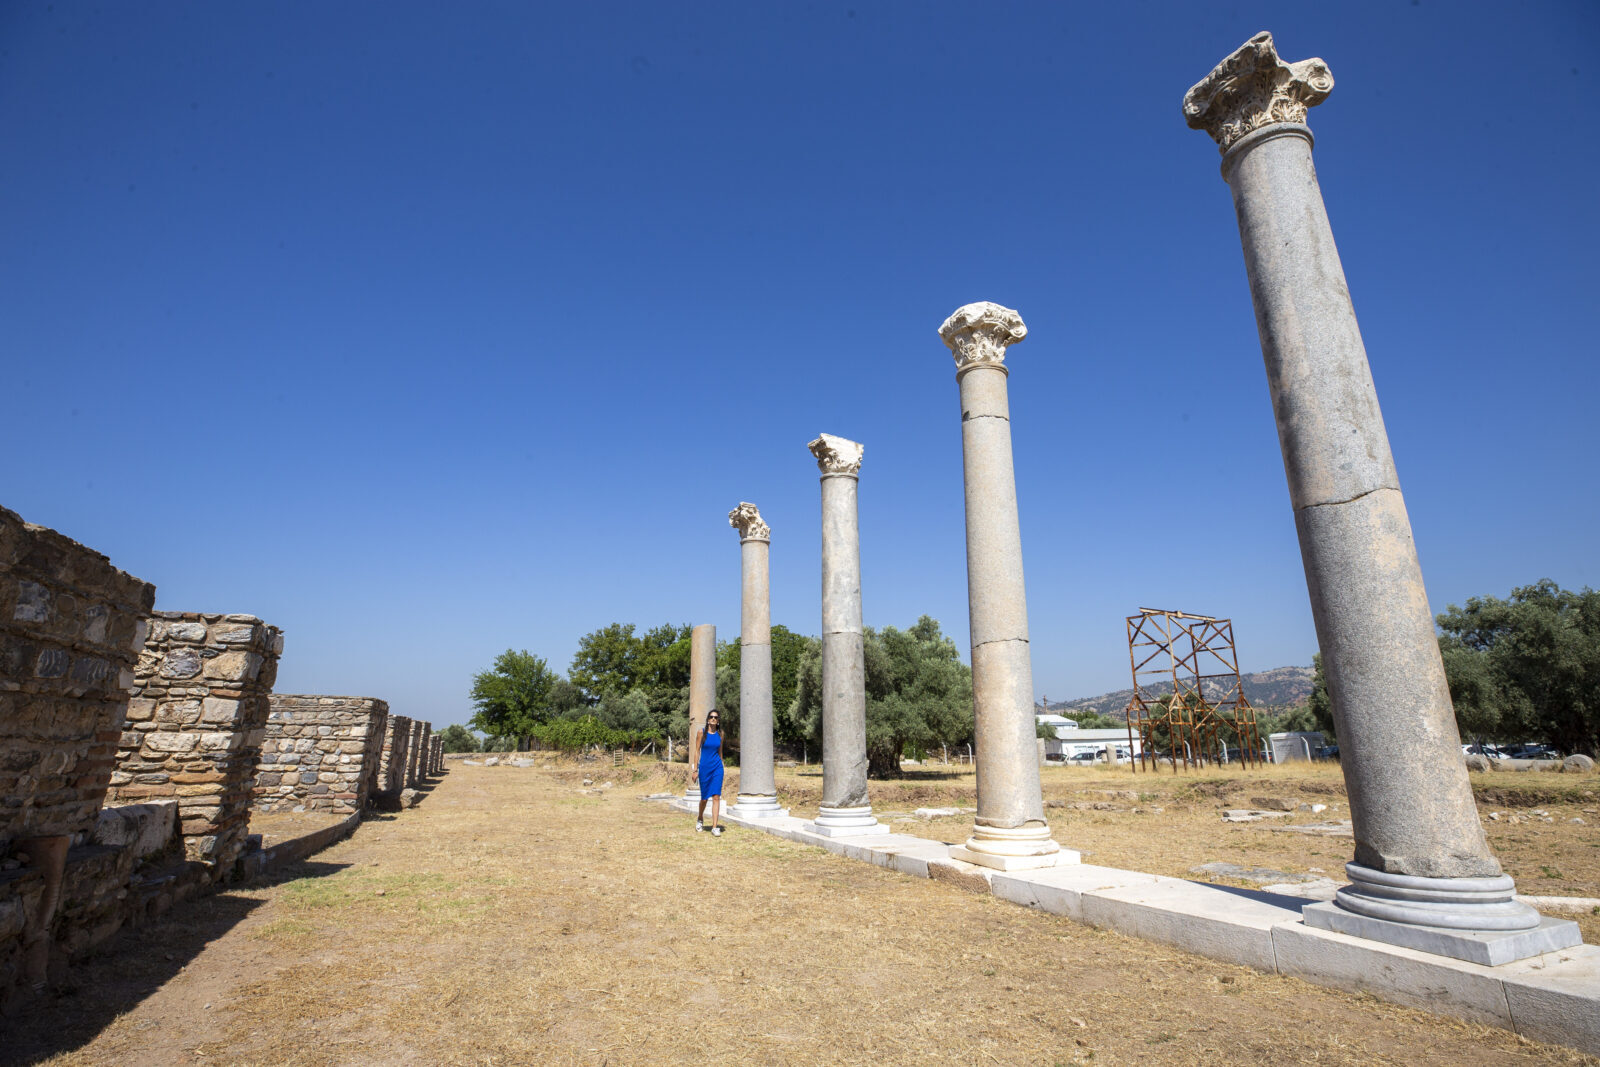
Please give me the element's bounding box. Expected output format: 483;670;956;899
1224;126;1495;880
819;473;869;811
737;539;775;795
958;363;1050;835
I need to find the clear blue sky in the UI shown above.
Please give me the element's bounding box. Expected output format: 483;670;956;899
3;3;1595;729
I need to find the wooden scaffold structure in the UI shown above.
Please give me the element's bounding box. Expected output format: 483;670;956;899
1123;608;1264;772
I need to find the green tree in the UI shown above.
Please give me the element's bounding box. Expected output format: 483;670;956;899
791;616;975;778
770;624;810;746
469;649;557;747
438;723;481;753
568;623;642;702
1436;580;1600;755
594;688;657;735
1307;653;1336;741
1072;711;1123;730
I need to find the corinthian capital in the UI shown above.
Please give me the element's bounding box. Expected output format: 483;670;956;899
1183;31;1333;153
728;502;771;542
939;302;1027;370
808;433;864;476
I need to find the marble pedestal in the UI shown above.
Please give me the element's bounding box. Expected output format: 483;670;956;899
805;805;891;838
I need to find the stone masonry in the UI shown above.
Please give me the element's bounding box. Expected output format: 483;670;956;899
416;722;432;782
254;696;389;815
107;612;283;878
407;720;425;787
1;507;155;854
378;714;411;795
1;506;155;995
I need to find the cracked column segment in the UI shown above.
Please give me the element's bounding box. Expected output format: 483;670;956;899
804;435;887;835
1187;33;1576;954
938;303;1068;870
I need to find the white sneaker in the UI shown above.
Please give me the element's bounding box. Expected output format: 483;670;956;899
712;826;724;837
695;820;704;832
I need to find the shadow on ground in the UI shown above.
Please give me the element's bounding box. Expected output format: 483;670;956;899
0;860;349;1067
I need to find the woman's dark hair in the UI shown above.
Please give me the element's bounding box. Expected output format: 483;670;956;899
705;709;720;732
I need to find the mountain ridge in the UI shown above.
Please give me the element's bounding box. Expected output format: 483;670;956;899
1042;665;1314;722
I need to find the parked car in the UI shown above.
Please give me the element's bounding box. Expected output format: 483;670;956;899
1068;750;1101;764
1315;744;1339;761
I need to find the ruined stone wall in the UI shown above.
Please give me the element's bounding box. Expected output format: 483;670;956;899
416;723;432;780
406;720;425;787
1;507;155;855
107;613;283;877
377;714;411;795
254;696;388;815
431;736;443;775
1;507;154;1001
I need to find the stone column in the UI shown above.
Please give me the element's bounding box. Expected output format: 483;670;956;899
726;503;788;818
938;304;1070;871
683;622;716;803
1185;32;1577;962
804;434;889;837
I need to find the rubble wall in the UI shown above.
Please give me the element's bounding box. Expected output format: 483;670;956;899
377;714;411;795
107;612;283;877
254;696;388;815
0;506;155;854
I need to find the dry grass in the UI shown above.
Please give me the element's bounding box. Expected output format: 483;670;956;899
9;759;1597;1067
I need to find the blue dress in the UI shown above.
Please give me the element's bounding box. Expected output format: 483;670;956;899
698;730;724;797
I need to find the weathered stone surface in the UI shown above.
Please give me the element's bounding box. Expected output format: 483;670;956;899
253;695;388;815
805;434;883;836
684;624;715;803
939;304;1057;867
1190;32;1523;938
727;503;781;817
0;506;155;853
1563;754;1595;773
106;611;282;877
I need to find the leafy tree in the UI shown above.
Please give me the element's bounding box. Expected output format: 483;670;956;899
438;724;481;753
569;623;642;702
1307;653;1336;741
469;649;557;747
791;616;975;778
1036;719;1056;740
770;625;810;746
1436;580;1600;755
1072;711;1123;730
595;688;656;734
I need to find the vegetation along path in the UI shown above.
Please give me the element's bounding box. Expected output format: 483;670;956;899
7;762;1596;1067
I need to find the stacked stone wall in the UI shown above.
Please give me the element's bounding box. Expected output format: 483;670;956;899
107;613;283;877
254;696;388;815
377;714;411;795
1;507;154;1001
416;723;432;780
0;507;155;854
406;720;425;787
431;736;443;775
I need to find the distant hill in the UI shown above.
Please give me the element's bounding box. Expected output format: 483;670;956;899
1044;666;1314;722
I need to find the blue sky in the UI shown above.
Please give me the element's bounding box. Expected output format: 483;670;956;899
3;2;1595;728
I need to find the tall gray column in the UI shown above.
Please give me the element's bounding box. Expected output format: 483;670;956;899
727;503;787;818
939;303;1071;871
804;434;888;837
1185;32;1578;962
684;622;716;803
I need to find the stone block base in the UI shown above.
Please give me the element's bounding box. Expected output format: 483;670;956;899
727;795;788;819
804;819;891;838
1303;901;1584;966
948;845;1080;871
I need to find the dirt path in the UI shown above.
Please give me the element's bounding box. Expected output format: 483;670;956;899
6;763;1595;1066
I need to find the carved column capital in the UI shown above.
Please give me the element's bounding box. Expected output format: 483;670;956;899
808;433;863;476
939;302;1027;371
1183;31;1333;153
728;502;771;542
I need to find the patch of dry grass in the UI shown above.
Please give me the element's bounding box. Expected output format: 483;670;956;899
12;759;1597;1067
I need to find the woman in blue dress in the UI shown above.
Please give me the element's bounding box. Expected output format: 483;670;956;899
692;709;725;836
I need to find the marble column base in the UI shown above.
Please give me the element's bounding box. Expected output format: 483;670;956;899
805;804;890;838
728;794;789;818
683;785;701;804
1303;903;1582;967
950;823;1075;871
1302;862;1584;965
